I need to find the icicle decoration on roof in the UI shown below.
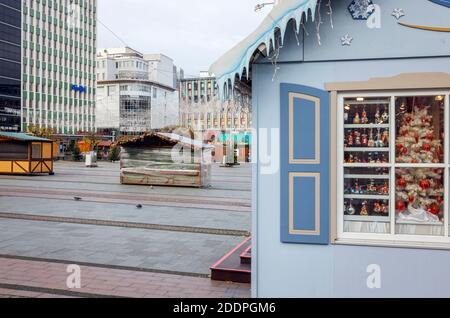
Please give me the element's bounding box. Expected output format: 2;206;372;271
210;0;319;99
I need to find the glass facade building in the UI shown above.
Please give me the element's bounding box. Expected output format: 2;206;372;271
0;0;21;132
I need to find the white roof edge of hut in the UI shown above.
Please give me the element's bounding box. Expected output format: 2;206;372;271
118;132;214;150
157;133;215;150
209;0;318;99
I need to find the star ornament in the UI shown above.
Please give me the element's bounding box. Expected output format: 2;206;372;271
341;34;353;46
392;8;405;20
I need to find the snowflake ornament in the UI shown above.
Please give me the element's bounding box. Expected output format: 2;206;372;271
348;0;375;20
392;8;405;20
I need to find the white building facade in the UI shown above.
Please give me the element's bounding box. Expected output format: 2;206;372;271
96;47;179;136
22;0;97;135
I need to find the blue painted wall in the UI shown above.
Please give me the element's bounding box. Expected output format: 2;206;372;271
253;0;450;297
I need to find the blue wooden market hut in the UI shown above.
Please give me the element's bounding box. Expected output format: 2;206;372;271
211;0;450;297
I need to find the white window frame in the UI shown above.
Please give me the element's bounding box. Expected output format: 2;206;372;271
337;90;450;247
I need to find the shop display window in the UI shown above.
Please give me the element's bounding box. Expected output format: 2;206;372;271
339;92;450;243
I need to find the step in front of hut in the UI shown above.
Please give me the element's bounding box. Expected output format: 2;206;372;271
210;237;251;284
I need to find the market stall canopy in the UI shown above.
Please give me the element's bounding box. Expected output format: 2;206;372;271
209;0;318;98
117;132;214;150
0;132;51;142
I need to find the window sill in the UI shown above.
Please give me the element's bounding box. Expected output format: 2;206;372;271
334;238;450;251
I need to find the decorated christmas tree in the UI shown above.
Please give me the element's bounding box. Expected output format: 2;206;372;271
396;106;442;164
395;106;444;222
396;168;444;221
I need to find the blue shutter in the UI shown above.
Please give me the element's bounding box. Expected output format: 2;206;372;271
280;84;330;245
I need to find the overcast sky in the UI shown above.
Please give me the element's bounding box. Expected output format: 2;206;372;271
97;0;272;77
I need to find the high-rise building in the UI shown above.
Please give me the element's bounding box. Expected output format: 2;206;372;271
0;0;21;132
21;0;97;135
96;47;179;136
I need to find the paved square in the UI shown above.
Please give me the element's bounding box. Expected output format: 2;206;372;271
0;161;252;298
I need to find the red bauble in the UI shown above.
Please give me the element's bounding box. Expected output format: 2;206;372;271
409;195;415;203
426;133;434;141
402;147;409;155
398;178;407;188
429;204;440;216
405;116;412;124
396;144;404;151
420;180;431;190
396;201;406;212
437;196;443;204
423;143;431;151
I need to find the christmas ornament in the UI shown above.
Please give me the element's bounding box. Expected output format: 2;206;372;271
347;132;354;146
382;130;389;146
426;133;434;141
374;202;381;214
379;181;388;195
381;202;389;214
348;0;375;20
375;129;384;147
352;180;361;194
420;179;431;190
396;201;406;212
360;201;369;216
347;201;356;215
353;112;360;124
354;130;361;146
361;132;368;146
367;179;377;194
381;109;389;123
368;129;375;147
429;204;440;216
375;108;381;124
409;195;415;203
437;196;443;204
361;109;369;124
392;8;405;20
423;143;431;151
341;34;353;46
398;178;407;188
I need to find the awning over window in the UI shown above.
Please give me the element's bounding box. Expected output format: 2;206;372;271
209;0;318;98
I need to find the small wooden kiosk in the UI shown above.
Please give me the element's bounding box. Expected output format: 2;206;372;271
118;132;213;188
0;132;54;175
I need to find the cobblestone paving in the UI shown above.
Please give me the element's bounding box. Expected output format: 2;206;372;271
0;162;252;298
0;257;250;298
